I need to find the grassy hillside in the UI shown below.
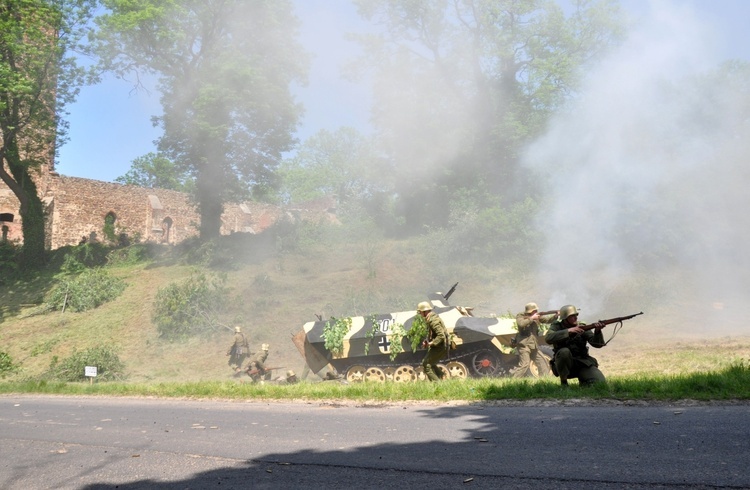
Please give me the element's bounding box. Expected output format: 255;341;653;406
2;228;749;385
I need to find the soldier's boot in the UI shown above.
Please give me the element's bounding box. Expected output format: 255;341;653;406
560;377;569;387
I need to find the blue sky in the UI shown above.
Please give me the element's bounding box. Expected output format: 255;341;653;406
56;0;750;183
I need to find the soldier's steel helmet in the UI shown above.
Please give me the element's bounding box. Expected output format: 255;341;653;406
417;301;432;312
524;302;539;314
261;343;270;351
234;326;241;333
286;370;295;377
560;305;578;320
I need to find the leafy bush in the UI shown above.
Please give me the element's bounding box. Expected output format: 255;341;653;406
106;244;152;266
46;268;126;312
152;271;229;341
423;196;540;271
0;241;20;285
47;346;126;382
322;316;352;357
0;351;20;378
59;242;111;273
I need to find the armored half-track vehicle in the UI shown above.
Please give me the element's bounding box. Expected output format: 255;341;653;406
292;285;552;382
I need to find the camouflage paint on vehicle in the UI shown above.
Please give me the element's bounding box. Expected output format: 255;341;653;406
292;288;552;381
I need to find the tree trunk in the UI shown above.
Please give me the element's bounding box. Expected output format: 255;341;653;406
196;175;224;241
2;145;47;269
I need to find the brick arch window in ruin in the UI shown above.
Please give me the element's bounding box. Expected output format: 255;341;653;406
162;217;173;244
0;213;13;243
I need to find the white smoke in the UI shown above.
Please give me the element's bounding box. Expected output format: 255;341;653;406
522;2;750;332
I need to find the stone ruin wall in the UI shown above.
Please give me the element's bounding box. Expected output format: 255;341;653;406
0;166;338;250
44;175;200;248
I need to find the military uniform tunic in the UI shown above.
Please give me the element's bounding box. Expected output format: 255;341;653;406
421;311;448;382
545;320;606;385
227;332;249;370
512;312;555;378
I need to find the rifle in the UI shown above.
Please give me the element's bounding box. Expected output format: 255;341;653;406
245;366;284;378
578;311;643;345
579;312;643;331
443;282;459;301
537;310;559;317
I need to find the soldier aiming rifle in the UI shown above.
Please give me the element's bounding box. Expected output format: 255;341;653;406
545;306;643;386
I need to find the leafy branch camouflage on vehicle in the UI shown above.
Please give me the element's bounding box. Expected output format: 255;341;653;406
292;285;552;382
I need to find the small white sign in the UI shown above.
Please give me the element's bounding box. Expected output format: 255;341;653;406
85;366;98;377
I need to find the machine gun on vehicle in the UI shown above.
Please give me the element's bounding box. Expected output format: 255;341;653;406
443;282;459;301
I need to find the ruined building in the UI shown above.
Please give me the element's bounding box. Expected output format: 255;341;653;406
0;157;337;250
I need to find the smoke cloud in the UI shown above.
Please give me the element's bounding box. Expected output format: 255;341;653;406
521;2;750;334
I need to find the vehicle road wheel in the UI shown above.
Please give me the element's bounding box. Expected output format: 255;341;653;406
383;367;396;382
436;364;450;379
346;365;367;383
414;366;427;381
365;367;386;382
393;365;416;383
471;350;501;377
446;361;469;379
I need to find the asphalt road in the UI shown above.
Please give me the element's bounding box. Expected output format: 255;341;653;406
0;395;748;489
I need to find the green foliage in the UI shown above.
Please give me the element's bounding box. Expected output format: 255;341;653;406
406;314;428;353
103;213;117;242
322;316;352;357
106;244;152;266
363;315;379;356
2;362;750;402
350;0;625;231
0;0;98;266
46;268;126;313
152;272;229;341
423;195;541;270
387;323;406;361
0;351;20;378
93;0;307;239
59;242;110;273
278;128;395;222
115;152;194;192
46;346;126;382
0;241;20;285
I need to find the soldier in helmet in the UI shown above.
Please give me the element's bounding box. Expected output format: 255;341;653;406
545;305;606;386
416;301;448;382
513;303;557;378
226;326;249;375
285;370;298;384
245;343;270;383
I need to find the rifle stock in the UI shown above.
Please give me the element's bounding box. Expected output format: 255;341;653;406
581;311;643;331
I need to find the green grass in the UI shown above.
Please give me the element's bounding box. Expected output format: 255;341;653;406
2;362;748;403
2;234;750;403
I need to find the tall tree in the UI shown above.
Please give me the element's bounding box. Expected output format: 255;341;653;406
114;152;193;192
0;0;97;267
351;0;624;229
92;0;307;240
279;127;396;228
